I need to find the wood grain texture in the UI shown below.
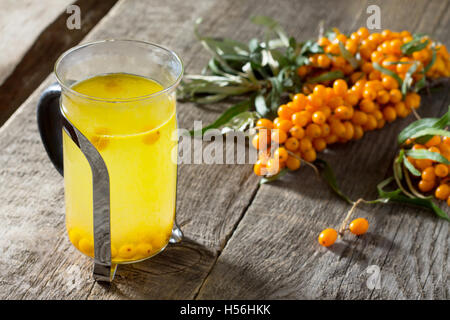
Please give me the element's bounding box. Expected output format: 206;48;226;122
0;0;118;126
0;0;449;300
197;0;450;300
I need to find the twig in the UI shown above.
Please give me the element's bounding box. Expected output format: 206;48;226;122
338;198;364;237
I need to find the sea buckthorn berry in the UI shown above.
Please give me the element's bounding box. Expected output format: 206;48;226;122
266;158;281;175
253;160;267;176
313;85;327;99
344;92;359;106
330;120;346;138
350;72;365;84
353;125;364;140
271;129;287;144
278;105;294;119
333;79;348;96
334;106;354;120
357;27;370;39
286;155;301;171
313;138;327;152
363;114;378;131
372;109;383;121
376;90;390;104
285;137;300;152
292;93;308;111
275;119;293;132
306;123;322;139
422;167;436;182
371;51;384;63
343;122;355;140
318;228;338;247
137;243;153;257
389;89;402;103
312;111;327;125
325;42;340;55
274;147;288;162
292;111;311;127
416;159;433;171
418;180;435;192
428;146;440;154
299;137;313;153
362;88;377;100
297;65;309;77
289;125;305;140
360;99;376;113
361;62;373;74
425;135;441;148
405;92;421;109
303;148;317;162
318;37;330;46
394;102;408;118
252;131;270;150
79;238;94;257
316;54;331;68
307;94;323;108
119;244;136;259
435;164;449;178
412;144;425;150
349;218;369;235
318;106;332;118
256;118;273;129
325;134;339;144
383;106;397;122
332;56;347;69
435;184;450;200
328;96;344;109
320;123;331;137
443;137;450;146
377;118;386;129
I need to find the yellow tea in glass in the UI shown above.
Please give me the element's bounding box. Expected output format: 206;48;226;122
38;40;183;270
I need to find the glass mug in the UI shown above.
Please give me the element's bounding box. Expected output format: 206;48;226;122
37;40;184;282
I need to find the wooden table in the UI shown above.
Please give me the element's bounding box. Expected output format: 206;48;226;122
0;0;448;299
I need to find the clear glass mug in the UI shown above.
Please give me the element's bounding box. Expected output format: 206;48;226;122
37;40;183;282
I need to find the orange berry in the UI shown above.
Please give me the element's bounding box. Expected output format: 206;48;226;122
307;94;323;108
303;148;317;162
389;89;402;103
299;137;313;153
306;123;322;139
425;135;441;148
404;92;421;109
383;106;397;122
274;147;288;162
313;138;327;152
363;114;378;131
394;102;408;118
313;85;327;99
256;118;273;129
418;179;435;192
253;160;267;176
275;119;293;132
266;158;281;175
289;125;305;140
318;228;338;247
334;106;354;120
416;159;433;171
435;184;450;200
325;134;339;144
285;137;300;152
434;164;449;178
333;79;348;97
292;93;308;111
328;96;344;109
362;88;377;100
277;104;295;119
286;155;301;171
376;90;390;104
357;27;370;39
292;111;311;127
343;121;355;140
271;129;287;144
421;167;436;182
360;99;376;113
297;65;309;77
320;123;331;137
251;131;270;150
349;218;369;235
312;111;327;125
353;125;364;140
330;120;346;138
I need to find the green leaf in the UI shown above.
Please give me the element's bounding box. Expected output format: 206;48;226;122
401;38;429;55
424;47;437;73
220;111;259;134
406;149;450;165
409;128;450;140
316;159;353;204
398;107;450;145
300;40;324;55
401;61;419;96
255;93;271;117
260;168;288;184
403;156;421;176
189;98;252;136
373;62;403;87
338;41;358;69
307;70;344;83
377;177;450;220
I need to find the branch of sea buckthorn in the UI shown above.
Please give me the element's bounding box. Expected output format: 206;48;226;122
338;198;365;237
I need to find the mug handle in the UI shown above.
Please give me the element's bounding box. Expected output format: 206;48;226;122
37;83;64;176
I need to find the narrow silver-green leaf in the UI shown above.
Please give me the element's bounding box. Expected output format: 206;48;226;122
406;149;450;165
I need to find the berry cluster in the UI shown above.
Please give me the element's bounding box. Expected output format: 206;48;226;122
252;28;450;177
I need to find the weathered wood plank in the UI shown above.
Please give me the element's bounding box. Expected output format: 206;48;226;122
197;0;450;299
0;0;263;299
0;0;118;126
